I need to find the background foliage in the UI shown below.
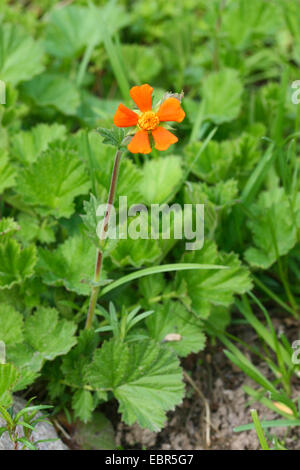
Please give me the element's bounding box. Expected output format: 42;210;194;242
0;0;299;439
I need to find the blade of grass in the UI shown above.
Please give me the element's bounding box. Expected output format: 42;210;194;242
102;30;130;101
234;418;300;433
241;143;275;206
185;126;217;179
223;349;278;396
99;263;227;297
76;39;97;87
267;210;298;316
250;409;270;450
81;131;97;196
189;101;206;143
243;293;293;395
243;385;297;418
237;296;291;366
252;274;296;317
272;67;289;146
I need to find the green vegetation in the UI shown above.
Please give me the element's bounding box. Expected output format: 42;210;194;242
0;0;299;449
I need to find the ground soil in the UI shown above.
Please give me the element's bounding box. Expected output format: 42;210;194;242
115;315;300;450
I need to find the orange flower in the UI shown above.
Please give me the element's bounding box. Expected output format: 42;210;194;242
113;84;185;154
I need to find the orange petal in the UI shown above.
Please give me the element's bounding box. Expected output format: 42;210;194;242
157;97;185;123
130;84;153;112
113;103;138;127
128;130;151;154
152;126;178;151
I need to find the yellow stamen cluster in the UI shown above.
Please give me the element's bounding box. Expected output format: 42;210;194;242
138;111;159;131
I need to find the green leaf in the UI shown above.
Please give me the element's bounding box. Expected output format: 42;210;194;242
72;389;94;423
183;180;237;239
0;23;44;85
0;363;19;408
22;73;80;115
17;141;90;218
16;214;56;245
140;156;184;204
97;127;126;149
12;369;39;392
176;241;252;318
222;0;279;49
146;301;206;357
0;364;19;396
86;339;184;431
38;232;104;296
24;307;77;360
0;239;36;289
122;44;162;83
11;123;67;164
0;427;7;437
7;342;44;374
202;68;243;124
207;306;231;332
8;308;77;375
138;274;166;301
76;93;119;127
9;308;76;373
108;230;162;269
44;4;128;59
205;179;239;207
0;218;19;238
61;330;98;389
104;204;184;268
81;194;102;248
185;132;261;185
0;303;23;345
245;187;299;269
0;153;15;194
184;179;239;207
0;404;13;426
44;5;97;59
16;437;37;450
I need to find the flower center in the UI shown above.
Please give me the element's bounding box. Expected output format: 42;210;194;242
138;111;160;131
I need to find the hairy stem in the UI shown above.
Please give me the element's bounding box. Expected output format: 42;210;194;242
85;149;123;329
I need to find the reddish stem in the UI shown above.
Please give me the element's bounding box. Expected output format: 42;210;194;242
85;149;122;329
